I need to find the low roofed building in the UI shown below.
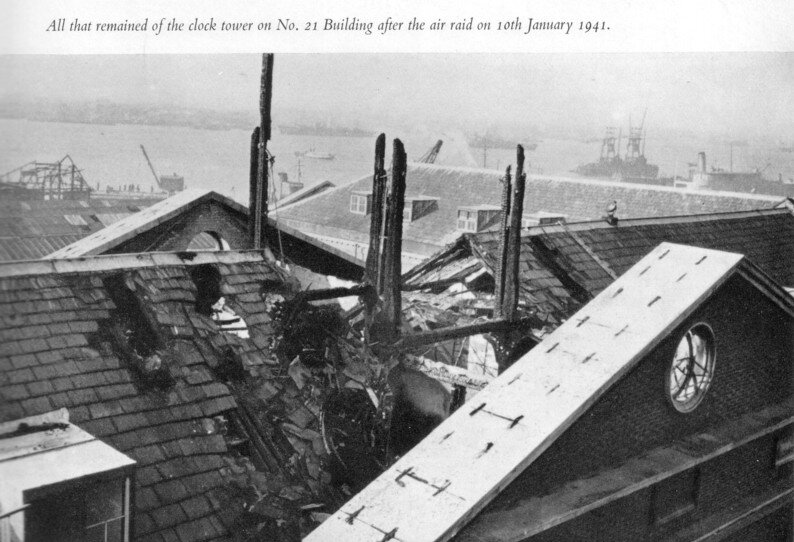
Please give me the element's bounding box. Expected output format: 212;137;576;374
276;162;786;268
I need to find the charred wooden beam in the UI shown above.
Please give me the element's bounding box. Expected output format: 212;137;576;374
502;145;526;321
377;139;407;343
293;284;375;304
365;133;387;290
254;53;274;249
395;317;537;349
493;165;512;318
248;126;261;248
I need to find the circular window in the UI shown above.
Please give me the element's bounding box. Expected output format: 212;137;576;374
667;324;716;413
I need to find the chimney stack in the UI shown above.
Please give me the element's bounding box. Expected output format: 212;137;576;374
698;151;707;173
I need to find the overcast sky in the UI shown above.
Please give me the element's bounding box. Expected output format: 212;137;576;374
1;53;792;139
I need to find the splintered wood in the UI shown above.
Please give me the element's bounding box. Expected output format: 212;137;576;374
304;243;744;542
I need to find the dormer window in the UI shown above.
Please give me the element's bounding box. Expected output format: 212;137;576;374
457;210;477;232
350;192;372;215
404;197;439;223
456;205;501;233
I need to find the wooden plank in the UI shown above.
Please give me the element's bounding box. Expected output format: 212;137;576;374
305;243;745;542
396;317;536;349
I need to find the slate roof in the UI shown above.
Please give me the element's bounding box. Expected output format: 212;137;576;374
405;208;794;323
306;243;794;542
276;163;784;257
0;196;166;261
0;251;329;541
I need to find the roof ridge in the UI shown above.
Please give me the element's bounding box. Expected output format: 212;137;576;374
514;207;790;237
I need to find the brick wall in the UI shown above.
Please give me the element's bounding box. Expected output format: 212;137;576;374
481;273;792;539
499;274;792;497
526;432;791;541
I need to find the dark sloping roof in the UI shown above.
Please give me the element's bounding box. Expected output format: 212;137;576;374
0;251;326;541
406;208;794;323
277;163;784;256
0;196;165;261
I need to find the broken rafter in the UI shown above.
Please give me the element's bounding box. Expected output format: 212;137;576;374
293;285;376;304
395;317;538;349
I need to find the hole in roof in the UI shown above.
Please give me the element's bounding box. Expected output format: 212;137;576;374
210;346;247;382
187;231;230;252
102;273;173;388
190;264;249;339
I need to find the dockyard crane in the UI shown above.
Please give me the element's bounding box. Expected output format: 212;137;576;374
140;144;184;194
418;140;443;164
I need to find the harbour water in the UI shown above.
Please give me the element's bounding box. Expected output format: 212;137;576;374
1;118;792;206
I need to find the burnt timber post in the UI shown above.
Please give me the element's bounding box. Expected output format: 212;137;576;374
502;144;526;321
365;133;387;290
375;139;407;345
493;165;512;319
254;53;274;249
248;126;260;248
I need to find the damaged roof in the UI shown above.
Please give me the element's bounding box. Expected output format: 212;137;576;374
405;208;794;323
276;162;784;257
0;251;329;541
306;243;794;542
0;196;166;261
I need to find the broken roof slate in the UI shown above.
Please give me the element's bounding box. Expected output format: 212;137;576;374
0;251;315;541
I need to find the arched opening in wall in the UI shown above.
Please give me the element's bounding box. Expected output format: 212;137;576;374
186;231;231;251
189;264;249;338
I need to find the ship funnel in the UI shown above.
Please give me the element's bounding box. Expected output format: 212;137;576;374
698;152;707;173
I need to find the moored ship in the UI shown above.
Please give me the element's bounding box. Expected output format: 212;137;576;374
574;113;659;182
278;122;373;138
